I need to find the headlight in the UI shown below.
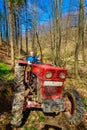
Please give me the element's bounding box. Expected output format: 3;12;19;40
45;72;52;78
59;72;66;79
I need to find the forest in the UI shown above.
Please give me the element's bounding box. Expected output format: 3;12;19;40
0;0;87;130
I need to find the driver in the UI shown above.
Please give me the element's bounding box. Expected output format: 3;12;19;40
27;51;40;65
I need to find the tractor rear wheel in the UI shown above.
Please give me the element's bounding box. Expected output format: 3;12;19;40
11;63;25;127
62;89;84;125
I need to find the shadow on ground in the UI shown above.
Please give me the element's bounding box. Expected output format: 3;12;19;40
41;124;62;130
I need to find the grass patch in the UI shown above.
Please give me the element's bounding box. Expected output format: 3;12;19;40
36;111;46;122
0;62;14;80
24;126;37;130
84;99;87;110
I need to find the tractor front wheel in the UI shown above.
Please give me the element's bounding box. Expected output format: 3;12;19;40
11;63;25;127
62;89;84;125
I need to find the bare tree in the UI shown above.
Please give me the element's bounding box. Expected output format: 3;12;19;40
74;0;84;77
36;32;43;62
4;0;9;45
81;0;85;63
25;0;28;54
8;0;15;68
53;0;63;66
0;9;4;45
0;21;2;45
58;0;62;66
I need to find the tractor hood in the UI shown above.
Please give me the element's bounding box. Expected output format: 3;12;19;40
32;63;67;81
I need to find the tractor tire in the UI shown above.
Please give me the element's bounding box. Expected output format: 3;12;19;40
62;89;84;126
11;63;25;127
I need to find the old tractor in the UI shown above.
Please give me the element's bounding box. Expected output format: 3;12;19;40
11;60;84;127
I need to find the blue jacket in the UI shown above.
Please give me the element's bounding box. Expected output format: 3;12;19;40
27;56;39;64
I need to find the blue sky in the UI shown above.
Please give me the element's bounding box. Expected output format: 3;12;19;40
0;0;87;23
0;0;87;35
0;0;87;24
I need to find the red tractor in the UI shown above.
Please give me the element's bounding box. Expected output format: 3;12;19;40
11;60;84;127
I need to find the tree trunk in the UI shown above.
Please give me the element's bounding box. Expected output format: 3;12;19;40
0;32;2;45
20;23;22;51
58;0;62;66
8;0;15;68
36;32;43;62
81;0;85;63
31;31;35;52
55;0;59;66
14;10;18;49
49;15;54;63
54;0;62;66
26;30;28;54
0;10;3;45
82;32;85;63
74;0;84;78
65;0;72;44
50;0;56;64
25;0;28;54
4;0;9;44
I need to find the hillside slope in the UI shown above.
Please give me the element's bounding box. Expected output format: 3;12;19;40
0;43;87;130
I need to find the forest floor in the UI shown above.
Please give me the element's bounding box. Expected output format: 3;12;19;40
0;44;87;130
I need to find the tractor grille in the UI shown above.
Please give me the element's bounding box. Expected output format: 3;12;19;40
44;86;62;97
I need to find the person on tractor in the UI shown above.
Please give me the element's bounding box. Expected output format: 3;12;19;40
25;51;40;84
27;51;40;65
